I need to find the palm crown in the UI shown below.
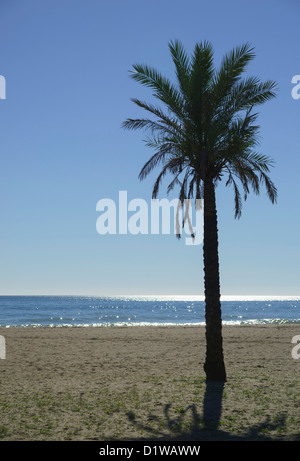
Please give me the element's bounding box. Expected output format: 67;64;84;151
123;40;278;219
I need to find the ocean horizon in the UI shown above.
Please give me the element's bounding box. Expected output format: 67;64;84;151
0;295;299;328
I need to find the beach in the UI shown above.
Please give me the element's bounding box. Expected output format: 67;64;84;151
0;324;299;441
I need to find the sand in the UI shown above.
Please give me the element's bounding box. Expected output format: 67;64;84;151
0;324;299;441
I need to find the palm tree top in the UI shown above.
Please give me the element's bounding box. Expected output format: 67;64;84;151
123;39;278;218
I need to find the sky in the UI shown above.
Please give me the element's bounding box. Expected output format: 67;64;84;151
0;0;299;296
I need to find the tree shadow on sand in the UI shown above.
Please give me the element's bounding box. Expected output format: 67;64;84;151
125;380;297;441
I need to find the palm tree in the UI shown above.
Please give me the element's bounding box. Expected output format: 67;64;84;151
122;40;278;381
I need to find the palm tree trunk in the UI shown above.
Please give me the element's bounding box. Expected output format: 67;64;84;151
203;178;226;381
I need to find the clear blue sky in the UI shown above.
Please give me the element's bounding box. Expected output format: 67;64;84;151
0;0;299;296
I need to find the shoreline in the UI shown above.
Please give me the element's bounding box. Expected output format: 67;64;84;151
0;324;299;440
1;319;300;328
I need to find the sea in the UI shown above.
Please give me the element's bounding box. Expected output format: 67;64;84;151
0;295;299;327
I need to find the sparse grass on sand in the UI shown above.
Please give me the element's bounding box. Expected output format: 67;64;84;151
0;325;299;441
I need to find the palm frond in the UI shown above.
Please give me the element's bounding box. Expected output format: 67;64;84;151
129;98;182;134
214;42;255;88
259;170;278;204
151;156;186;199
224;77;278;112
190;40;214;93
130;63;186;121
168;40;191;100
138;140;178;180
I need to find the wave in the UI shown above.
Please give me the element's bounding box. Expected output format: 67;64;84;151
3;318;300;328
